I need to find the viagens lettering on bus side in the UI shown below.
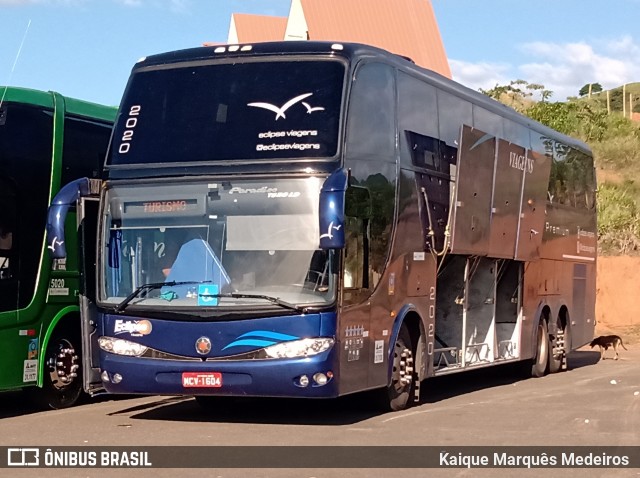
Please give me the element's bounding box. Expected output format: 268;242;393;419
509;151;534;174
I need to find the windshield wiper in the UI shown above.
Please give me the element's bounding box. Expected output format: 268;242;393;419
199;292;306;313
114;281;208;313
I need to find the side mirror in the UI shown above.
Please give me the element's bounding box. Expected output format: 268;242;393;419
46;177;94;259
318;169;347;249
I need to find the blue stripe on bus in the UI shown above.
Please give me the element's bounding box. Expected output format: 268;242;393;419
222;330;301;350
222;339;278;350
236;331;299;341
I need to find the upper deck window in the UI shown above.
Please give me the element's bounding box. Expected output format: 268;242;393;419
108;59;345;166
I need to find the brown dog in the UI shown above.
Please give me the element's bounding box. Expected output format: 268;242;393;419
590;335;628;360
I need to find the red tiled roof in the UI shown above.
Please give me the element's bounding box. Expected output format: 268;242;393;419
298;0;450;77
226;1;450;78
230;13;287;44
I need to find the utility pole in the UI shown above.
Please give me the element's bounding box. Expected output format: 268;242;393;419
623;84;626;117
607;90;611;114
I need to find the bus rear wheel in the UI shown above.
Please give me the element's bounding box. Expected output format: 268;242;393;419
377;323;415;411
548;316;568;374
531;319;549;378
29;328;83;409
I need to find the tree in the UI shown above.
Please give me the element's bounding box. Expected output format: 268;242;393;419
526;101;577;136
479;82;524;101
579;83;603;97
480;80;553;111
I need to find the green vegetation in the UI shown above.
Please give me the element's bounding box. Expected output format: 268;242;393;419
578;83;603;97
596;182;640;254
572;82;640;113
481;81;640;255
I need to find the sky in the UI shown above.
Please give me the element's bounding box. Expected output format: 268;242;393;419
0;0;639;107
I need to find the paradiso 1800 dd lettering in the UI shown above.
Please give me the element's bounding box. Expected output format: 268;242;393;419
118;105;141;154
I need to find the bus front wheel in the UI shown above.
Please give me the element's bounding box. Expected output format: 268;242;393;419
30;327;83;409
377;323;415;412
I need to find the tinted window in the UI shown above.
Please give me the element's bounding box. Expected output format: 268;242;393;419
549;142;595;209
473;105;504;139
345;62;396;160
398;72;438;138
437;90;472;147
109;59;345;165
530;129;553;157
0;176;17;309
345;159;397;293
502;118;529;149
398;72;443;171
343;188;371;305
345;63;397;294
0;103;53;310
62;116;112;185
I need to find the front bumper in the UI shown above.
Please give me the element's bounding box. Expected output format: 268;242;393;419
100;348;339;398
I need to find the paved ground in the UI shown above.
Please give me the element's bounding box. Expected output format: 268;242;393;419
1;346;638;478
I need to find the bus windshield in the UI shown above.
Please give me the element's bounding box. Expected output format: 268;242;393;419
99;177;336;310
108;59;345;166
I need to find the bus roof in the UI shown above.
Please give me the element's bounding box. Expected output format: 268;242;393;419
0;86;116;123
135;41;591;156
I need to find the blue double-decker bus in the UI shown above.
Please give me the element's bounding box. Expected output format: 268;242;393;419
48;42;596;411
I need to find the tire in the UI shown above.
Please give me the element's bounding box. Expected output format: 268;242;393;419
531;319;549;378
376;323;415;412
28;327;83;409
548;317;565;374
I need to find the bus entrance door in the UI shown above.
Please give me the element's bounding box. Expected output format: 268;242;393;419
77;197;104;394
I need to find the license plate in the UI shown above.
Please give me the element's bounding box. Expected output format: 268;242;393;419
182;372;222;388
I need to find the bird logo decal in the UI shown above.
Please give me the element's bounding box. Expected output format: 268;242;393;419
248;93;324;120
47;236;64;252
319;221;342;240
301;101;325;114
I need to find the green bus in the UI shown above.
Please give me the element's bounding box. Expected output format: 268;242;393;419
0;87;115;408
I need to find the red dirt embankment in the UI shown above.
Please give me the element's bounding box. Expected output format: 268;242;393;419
595;256;640;345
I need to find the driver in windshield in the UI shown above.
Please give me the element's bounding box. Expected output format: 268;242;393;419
158;227;231;295
158;228;191;278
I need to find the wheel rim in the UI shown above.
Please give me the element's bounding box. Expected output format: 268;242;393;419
391;340;413;394
551;328;563;360
535;323;548;367
47;338;80;390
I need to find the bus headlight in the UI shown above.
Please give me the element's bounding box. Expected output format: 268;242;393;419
264;338;334;359
98;336;148;357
